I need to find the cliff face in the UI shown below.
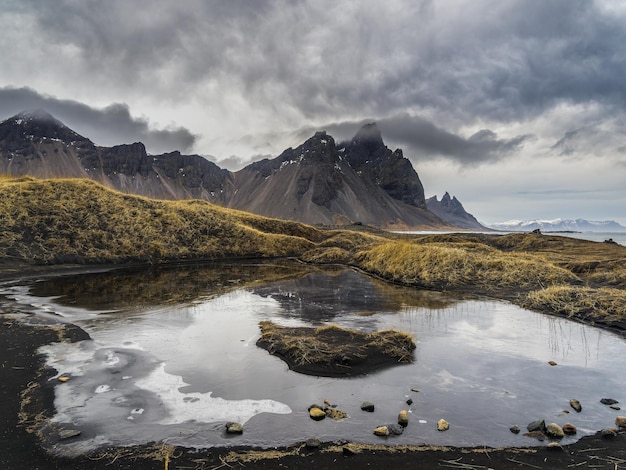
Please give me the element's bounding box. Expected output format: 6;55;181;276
231;131;443;227
0;111;460;229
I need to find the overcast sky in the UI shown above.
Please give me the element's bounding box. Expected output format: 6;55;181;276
1;0;625;225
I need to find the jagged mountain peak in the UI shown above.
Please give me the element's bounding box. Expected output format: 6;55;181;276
426;193;485;230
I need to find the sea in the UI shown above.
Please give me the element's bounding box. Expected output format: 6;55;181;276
393;230;626;246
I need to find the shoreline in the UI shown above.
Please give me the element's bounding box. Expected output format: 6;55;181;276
2;261;626;469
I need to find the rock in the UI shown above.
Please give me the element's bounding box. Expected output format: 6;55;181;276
570;399;582;412
437;419;449;431
526;419;546;433
309;407;326;421
57;375;70;383
58;429;81;440
398;410;409;426
360;401;375;412
510;425;521;434
547;442;563;451
545;423;564;439
562;423;577;435
411;388;420;393
601;428;617;439
615;416;626;428
610;405;621;411
225;422;243;434
305;438;321;449
601;398;619;406
374;425;390;436
406;398;413;406
548;360;557;366
388;423;404;435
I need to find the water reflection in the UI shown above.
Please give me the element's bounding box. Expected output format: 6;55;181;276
3;263;625;455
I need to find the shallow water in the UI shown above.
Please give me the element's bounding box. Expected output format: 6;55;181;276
1;261;624;454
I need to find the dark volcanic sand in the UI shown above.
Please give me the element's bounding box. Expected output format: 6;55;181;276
1;264;626;469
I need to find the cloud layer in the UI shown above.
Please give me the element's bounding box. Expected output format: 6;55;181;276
1;0;625;223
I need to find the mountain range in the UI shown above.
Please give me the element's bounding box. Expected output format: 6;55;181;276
0;110;483;229
489;218;626;232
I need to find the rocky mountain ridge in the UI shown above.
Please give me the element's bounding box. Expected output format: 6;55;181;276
0;110;480;229
426;192;485;230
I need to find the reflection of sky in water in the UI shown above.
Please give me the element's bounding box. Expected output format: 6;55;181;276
2;265;625;455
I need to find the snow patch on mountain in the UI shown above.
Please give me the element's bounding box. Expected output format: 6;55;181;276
489;218;626;232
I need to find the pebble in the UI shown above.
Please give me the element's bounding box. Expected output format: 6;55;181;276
406;398;413;406
601;398;619;406
547;442;563;451
309;407;326;421
570;399;582;413
509;425;521;434
398;410;409;427
360;401;375;412
225;422;243;434
562;423;577;435
58;429;81;440
374;425;390;436
388;423;404;435
548;360;557;366
57;375;70;383
545;423;564;439
437;419;449;431
305;438;321;449
611;405;621;411
601;428;617;439
527;419;546;433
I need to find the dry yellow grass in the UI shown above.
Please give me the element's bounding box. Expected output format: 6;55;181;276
0;177;320;264
523;285;626;325
355;240;578;291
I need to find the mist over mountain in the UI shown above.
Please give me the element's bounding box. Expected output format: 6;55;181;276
489;219;626;232
0;110;477;229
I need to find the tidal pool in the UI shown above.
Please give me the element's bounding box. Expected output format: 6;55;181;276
2;261;624;455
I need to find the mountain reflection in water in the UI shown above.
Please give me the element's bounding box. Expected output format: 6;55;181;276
3;260;624;455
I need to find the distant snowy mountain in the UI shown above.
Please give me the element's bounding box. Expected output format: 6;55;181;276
489;218;626;232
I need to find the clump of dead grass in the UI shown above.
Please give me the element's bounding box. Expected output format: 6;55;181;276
355;241;578;290
257;321;415;373
523;285;626;325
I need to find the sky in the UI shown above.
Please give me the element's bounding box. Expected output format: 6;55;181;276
1;0;625;226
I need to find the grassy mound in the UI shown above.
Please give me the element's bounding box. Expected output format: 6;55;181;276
354;240;578;291
0;177;321;264
257;321;415;377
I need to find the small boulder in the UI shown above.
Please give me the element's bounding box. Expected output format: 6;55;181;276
548;361;557;366
545;423;564;440
615;416;626;428
510;425;521;434
610;405;621;411
437;419;449;431
57;375;71;383
374;425;390;436
547;442;563;451
562;423;577;435
225;422;243;434
360;401;375;412
570;399;582;412
398;410;409;427
406;398;413;406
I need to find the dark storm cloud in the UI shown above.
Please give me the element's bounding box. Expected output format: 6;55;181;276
0;87;196;153
291;114;532;165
